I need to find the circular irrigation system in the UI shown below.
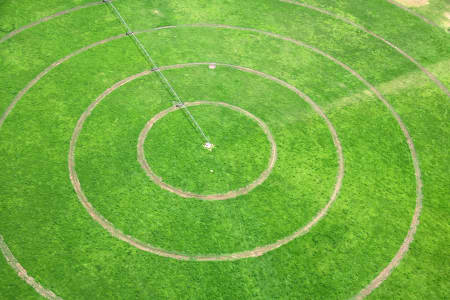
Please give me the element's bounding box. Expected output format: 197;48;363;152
0;1;448;299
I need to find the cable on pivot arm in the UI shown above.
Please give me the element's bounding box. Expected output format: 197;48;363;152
103;0;212;148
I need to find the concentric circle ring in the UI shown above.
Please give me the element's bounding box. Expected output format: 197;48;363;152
137;100;278;200
68;62;344;261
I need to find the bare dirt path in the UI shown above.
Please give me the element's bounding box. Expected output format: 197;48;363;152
387;0;440;27
393;0;429;8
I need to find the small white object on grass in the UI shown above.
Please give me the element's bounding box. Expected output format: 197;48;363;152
209;64;216;70
203;142;214;151
210;169;214;173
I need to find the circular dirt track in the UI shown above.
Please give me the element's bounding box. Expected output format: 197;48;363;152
0;1;439;299
68;62;344;261
137;101;278;201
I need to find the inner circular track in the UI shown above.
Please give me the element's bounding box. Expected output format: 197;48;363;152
68;62;344;261
137;101;277;200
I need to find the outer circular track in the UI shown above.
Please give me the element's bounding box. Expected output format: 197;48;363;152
68;63;344;261
0;11;433;298
137;101;278;201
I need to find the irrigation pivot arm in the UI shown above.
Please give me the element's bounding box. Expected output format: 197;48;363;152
103;0;211;145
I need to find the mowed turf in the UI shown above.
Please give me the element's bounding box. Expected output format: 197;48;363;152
0;0;449;299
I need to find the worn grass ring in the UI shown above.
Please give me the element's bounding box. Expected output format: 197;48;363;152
137;100;278;201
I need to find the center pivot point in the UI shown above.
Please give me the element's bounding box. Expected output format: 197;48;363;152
203;142;215;151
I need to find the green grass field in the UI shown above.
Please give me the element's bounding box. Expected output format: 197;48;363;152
0;0;449;299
